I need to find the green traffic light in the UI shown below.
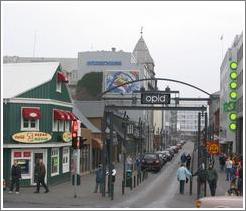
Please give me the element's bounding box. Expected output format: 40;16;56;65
230;62;238;70
229;123;237;131
229;81;238;89
229;113;237;121
230;91;238;100
230;71;238;80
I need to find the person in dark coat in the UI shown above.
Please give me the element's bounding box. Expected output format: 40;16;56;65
180;152;187;164
94;164;103;193
8;160;21;194
34;159;49;193
219;154;226;172
192;163;207;198
186;153;191;169
206;164;218;196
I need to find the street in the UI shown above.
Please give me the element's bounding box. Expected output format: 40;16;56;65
4;142;197;208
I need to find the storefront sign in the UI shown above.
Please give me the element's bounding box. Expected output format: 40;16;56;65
23;151;31;157
12;132;52;144
14;152;22;157
63;132;72;142
141;92;171;104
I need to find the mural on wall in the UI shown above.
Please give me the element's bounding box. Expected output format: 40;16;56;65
104;70;140;94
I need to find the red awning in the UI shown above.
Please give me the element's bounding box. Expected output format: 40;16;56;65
67;111;78;121
54;109;66;120
63;111;71;121
22;108;41;120
57;72;68;83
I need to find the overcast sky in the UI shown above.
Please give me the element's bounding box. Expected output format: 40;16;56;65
2;1;245;98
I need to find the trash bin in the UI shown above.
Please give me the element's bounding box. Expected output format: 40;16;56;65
125;170;132;189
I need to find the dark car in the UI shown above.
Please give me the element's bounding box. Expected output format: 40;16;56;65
141;153;162;172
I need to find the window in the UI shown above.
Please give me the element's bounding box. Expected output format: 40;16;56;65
21;115;39;131
56;81;62;92
62;147;70;173
51;148;59;176
65;121;70;132
53;120;58;132
59;120;64;132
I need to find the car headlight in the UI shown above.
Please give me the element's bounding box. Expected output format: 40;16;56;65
195;200;201;208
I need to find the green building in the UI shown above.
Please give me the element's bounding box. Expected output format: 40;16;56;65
3;62;76;187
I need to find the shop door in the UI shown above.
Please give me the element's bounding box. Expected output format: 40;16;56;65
31;150;47;185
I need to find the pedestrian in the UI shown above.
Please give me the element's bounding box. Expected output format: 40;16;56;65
206;164;218;196
186;153;191;169
94;164;103;193
34;159;49;193
219;153;226;172
136;153;142;175
237;163;243;196
176;163;192;194
8;160;21;194
180;152;187;164
192;163;207;198
225;157;233;181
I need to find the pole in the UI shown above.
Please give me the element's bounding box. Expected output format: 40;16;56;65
197;112;201;199
73;150;77;198
109;111;113;199
102;112;107;197
204;112;208;197
122;118;127;195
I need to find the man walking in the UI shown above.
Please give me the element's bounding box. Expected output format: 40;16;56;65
207;164;218;196
34;159;49;193
225;157;233;181
176;163;192;194
180;152;187;164
192;163;207;198
186;153;191;169
219;153;226;172
94;164;103;193
8;160;21;194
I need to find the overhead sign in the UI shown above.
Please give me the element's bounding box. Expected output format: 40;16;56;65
12;132;52;144
63;132;72;142
207;141;220;155
141;92;171;104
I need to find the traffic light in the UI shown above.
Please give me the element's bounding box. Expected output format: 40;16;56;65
228;61;238;131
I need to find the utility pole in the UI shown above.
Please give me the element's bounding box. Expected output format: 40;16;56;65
204;112;208;197
108;111;113;200
197;112;201;199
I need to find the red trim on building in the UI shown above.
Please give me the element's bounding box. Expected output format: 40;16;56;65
54;109;66;120
67;112;78;121
23;152;31;157
22;108;41;120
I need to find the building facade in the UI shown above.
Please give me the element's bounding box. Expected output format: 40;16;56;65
3;62;75;186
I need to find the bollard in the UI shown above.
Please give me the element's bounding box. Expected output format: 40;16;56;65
111;183;114;200
122;180;125;195
134;175;136;188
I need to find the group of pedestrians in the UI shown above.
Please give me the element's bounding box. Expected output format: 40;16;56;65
180;152;192;169
219;153;243;196
8;159;49;194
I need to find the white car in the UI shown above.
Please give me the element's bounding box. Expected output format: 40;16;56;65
195;196;243;208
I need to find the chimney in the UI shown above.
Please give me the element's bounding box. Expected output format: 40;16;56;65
112;47;116;52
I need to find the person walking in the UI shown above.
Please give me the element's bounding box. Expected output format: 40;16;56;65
192;163;207;198
94;164;103;193
180;152;187;164
176;163;192;194
186;153;191;169
219;153;226;172
225;157;233;181
8;160;21;194
34;159;49;193
206;164;218;196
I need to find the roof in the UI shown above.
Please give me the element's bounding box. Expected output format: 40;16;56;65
3;62;59;99
72;104;101;133
73;101;105;118
133;36;154;64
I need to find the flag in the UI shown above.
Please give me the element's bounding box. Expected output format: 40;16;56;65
220;34;223;40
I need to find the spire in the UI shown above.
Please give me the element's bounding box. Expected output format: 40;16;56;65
140;26;143;36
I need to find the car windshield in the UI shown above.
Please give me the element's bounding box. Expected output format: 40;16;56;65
144;154;157;159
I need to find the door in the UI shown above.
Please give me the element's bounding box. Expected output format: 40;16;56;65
31;149;47;185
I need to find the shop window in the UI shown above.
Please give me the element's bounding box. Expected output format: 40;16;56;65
62;147;70;173
53;120;58;132
51;148;59;176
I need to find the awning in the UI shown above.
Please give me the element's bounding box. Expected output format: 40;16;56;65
22;108;41;120
63;111;71;121
67;111;78;121
54;109;66;120
92;138;103;150
57;72;68;83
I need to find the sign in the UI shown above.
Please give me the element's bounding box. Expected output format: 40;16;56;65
141;92;171;104
87;61;121;66
14;152;22;157
23;151;31;157
12;132;52;144
63;132;72;142
207;141;220;155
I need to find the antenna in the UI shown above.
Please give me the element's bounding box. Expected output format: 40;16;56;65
33;31;37;57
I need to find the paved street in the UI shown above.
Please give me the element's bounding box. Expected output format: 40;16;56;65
3;142;229;208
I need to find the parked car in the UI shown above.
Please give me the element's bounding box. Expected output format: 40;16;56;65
180;140;186;145
141;153;162;172
155;151;168;165
161;150;172;161
166;148;175;157
195;196;243;208
170;145;179;153
176;143;182;150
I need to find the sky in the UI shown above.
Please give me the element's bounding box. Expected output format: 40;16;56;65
2;1;245;98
